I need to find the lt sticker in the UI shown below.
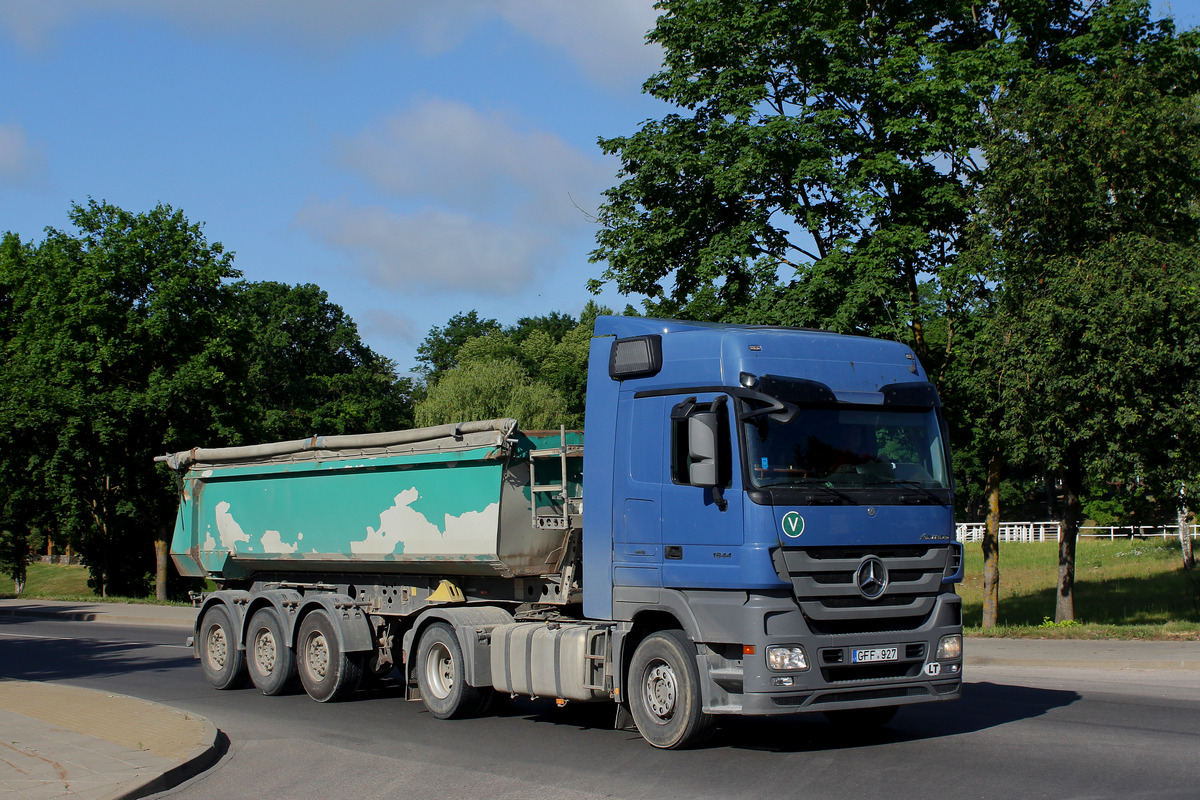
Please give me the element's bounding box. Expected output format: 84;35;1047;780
782;511;805;538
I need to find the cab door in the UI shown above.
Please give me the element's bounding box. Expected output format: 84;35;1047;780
659;392;745;588
611;394;664;587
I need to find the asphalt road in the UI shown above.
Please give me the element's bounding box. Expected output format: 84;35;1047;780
1;613;1197;800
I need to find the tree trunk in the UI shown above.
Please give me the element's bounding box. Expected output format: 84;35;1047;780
154;536;169;602
1179;487;1195;571
982;452;1002;628
1055;457;1083;623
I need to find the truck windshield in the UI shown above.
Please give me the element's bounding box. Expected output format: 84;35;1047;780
742;405;950;490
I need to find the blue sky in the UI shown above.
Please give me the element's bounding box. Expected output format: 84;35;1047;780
2;1;1197;374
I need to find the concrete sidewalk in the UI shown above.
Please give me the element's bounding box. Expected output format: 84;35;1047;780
1;600;215;799
1;598;1198;799
0;680;218;800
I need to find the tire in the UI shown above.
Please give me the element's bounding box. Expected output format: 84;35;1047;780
198;604;248;690
296;609;363;702
246;607;298;696
824;705;898;729
627;630;715;749
416;622;488;719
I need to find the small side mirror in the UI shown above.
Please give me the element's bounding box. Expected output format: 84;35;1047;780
688;411;720;488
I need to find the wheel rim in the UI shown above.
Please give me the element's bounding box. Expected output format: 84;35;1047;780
254;628;277;675
205;625;228;672
644;659;677;721
304;630;330;680
424;641;454;699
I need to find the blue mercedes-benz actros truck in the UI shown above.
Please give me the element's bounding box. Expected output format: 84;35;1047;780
163;316;962;749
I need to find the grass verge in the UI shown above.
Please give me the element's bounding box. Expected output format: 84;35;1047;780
1;561;192;604
960;538;1200;639
8;541;1200;639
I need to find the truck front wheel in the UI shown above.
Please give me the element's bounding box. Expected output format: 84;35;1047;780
296;609;363;702
198;604;248;690
247;607;298;696
628;630;715;749
416;622;488;719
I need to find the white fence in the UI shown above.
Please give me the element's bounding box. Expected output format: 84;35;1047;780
955;521;1200;543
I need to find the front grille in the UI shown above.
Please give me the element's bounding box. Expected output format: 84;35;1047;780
773;545;954;635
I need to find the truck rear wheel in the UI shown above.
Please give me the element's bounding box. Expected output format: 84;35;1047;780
297;609;363;702
628;630;715;749
416;622;488;719
198;604;248;690
247;607;298;696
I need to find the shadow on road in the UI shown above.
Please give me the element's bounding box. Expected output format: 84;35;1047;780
499;680;1079;752
715;681;1079;752
0;615;194;681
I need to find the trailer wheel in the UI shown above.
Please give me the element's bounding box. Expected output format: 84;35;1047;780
628;630;715;749
198;604;248;690
246;607;298;696
824;705;898;729
296;609;363;702
416;622;488;719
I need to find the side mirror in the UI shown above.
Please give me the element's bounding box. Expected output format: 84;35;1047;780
687;412;720;488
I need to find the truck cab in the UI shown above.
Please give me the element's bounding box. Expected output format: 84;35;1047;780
583;317;962;743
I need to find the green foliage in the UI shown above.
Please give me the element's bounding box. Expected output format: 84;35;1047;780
413;302;609;429
0;202;413;598
415;310;501;382
591;0;1038;368
415;358;569;430
0;200;242;596
230;281;413;440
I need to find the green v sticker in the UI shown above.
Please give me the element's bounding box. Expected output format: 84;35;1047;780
782;512;805;538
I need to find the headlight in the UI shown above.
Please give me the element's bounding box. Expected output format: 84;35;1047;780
766;645;809;671
937;634;963;661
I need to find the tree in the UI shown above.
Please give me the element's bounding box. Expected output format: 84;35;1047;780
413;303;611;429
0;201;242;597
232;281;413;440
1;204;418;600
589;0;1060;374
588;0;1063;627
414;359;569;429
415;311;501;382
980;4;1200;617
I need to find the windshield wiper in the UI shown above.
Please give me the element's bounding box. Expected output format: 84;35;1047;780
865;478;949;505
793;481;855;504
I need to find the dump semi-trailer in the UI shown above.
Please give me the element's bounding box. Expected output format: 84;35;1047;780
161;316;963;748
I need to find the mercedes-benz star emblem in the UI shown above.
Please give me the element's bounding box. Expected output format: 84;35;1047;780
855;556;889;600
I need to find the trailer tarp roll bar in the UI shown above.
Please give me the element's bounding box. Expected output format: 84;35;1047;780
154;418;518;471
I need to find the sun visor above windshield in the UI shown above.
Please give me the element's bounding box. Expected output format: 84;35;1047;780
879;381;941;407
832;390;885;405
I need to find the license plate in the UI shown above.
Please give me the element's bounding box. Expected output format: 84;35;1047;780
851;647;898;664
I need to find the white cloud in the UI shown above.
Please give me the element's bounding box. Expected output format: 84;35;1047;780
0;122;46;186
297;201;546;294
0;0;661;85
359;308;420;345
497;0;663;87
336;98;609;226
302;98;610;297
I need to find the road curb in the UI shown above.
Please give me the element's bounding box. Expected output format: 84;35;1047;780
108;716;222;800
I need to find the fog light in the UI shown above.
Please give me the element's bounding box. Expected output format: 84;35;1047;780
771;676;794;686
766;645;809;671
937;634;963;661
